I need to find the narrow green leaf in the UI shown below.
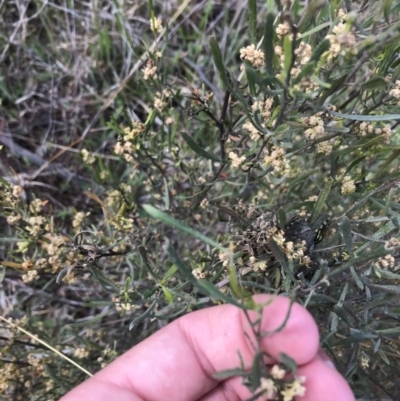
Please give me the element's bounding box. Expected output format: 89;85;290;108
372;220;396;239
349;328;378;340
374;326;400;335
333;306;353;327
340;217;354;259
44;364;66;389
350;266;364;290
197;279;246;308
250;352;262;391
279;352;298;374
209;36;234;92
163;177;170;210
209;36;269;135
267;239;296;283
298;0;326;31
328;110;400;121
161;285;174;304
0;175;10;187
338;282;348;307
310;179;332;224
263;13;275;75
182;132;221;162
67;307;111;328
137;245;159;279
167;242;245;309
283;35;293;77
324;125;350;133
239;171;250;194
384;188;395;214
311;75;331;88
278;208;286;230
375;268;400;281
89;266;120;293
213;368;247;380
299;21;331;39
293;62;315;84
361;77;388;90
129;299;157;330
310;39;330;62
374;150;400;179
381;0;394;23
344;155;367;176
229;266;242;299
244;62;257;97
378;349;391;365
56;266;73;285
248;0;257;45
160;264;178;285
365;282;400;296
143;204;227;251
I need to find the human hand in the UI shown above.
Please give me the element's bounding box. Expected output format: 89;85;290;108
59;294;355;401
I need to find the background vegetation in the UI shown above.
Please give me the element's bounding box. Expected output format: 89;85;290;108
2;0;400;399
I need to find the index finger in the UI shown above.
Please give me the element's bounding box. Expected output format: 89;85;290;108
60;294;319;401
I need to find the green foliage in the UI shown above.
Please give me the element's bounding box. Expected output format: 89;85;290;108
2;0;400;400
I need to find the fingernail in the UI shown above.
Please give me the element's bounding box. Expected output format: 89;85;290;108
323;359;337;370
318;348;337;370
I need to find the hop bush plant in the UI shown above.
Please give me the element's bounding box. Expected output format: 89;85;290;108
2;0;400;399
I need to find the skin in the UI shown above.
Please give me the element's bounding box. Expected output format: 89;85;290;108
59;294;355;401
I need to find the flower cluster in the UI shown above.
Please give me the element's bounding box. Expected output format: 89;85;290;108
81;149;96;164
200;198;209;209
256;365;306;401
302;114;333;155
360;353;370;370
218;251;230;267
229;151;246;168
249;256;268;272
251;98;274;125
6;214;22;225
154;88;171;112
281;376;306;401
73;347;89;359
142;59;157;80
192;267;208;279
389;80;400;104
30;198;47;213
114;120;145;164
324;21;357;63
27;216;46;237
239;44;265;68
375;254;396;270
385;237;400;250
284;240;310;263
303;115;325;140
150;17;163;33
72;211;89;229
22;269;39;283
356;121;374;137
275;41;312;80
242;121;261;141
112;296;134;313
341;175;356;195
264;146;290;176
276;22;291;37
356;122;392;143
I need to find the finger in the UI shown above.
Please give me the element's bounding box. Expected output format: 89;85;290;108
60;294;320;401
